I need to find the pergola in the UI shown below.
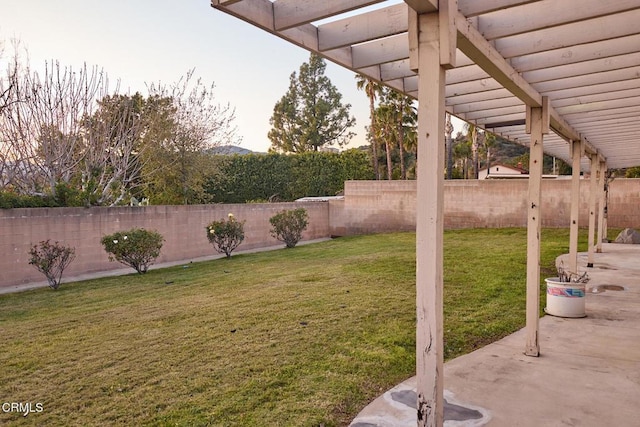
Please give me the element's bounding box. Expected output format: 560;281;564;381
210;1;640;425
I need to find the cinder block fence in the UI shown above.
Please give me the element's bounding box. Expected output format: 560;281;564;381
2;179;638;290
1;202;329;289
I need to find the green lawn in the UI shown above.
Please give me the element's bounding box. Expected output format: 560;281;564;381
0;228;592;426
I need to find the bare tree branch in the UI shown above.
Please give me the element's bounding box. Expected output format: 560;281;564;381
1;47;145;205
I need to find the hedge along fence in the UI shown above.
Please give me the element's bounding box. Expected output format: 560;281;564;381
0;202;330;290
0;150;373;208
204;150;374;203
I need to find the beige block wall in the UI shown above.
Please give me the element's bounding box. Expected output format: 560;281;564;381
329;181;417;236
608;179;640;228
3;178;638;290
0;202;329;289
329;178;640;235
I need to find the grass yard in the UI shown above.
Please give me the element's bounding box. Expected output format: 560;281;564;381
0;228;592;426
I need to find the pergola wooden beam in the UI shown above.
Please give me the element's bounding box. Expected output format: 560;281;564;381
476;0;640;40
274;0;385;31
378;52;474;81
216;0;243;5
352;33;409;69
494;8;640;59
552;86;640;108
451;96;523;115
446;87;513;105
458;0;539;17
210;0;359;76
456;15;543;108
509;33;640;73
318;3;407;51
523;52;640;85
404;0;437;14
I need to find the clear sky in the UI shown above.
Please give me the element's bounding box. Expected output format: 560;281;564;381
2;0;465;153
0;0;378;153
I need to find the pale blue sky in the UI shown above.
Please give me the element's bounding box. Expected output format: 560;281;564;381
1;0;376;152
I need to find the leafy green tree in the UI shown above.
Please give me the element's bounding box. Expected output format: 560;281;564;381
625;167;640;178
146;70;240;205
269;54;355;153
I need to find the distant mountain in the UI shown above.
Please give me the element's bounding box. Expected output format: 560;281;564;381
491;137;528;166
207;145;256;155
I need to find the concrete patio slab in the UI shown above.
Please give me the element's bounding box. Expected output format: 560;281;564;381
350;243;640;426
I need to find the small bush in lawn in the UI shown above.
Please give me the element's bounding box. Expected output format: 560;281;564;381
101;228;164;274
206;213;245;258
28;240;76;290
269;208;308;248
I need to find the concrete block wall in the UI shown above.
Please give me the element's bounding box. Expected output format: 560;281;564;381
329;181;417;236
329;178;640;235
608;179;640;228
2;178;638;290
445;179;597;229
0;202;329;289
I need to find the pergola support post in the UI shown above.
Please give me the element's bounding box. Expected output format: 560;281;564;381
410;3;452;425
587;153;599;267
524;98;548;357
596;160;607;253
568;139;583;274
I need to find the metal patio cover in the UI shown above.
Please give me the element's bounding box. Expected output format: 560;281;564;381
211;0;640;172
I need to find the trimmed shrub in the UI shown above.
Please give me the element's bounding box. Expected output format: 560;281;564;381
28;240;76;290
101;228;164;274
206;213;245;258
269;208;309;248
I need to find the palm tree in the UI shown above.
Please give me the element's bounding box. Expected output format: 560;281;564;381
394;93;417;180
454;136;472;179
373;102;396;180
483;131;497;177
464;122;480;179
371;87;418;180
355;74;383;180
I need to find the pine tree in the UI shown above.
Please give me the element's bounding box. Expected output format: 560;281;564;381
268;54;355;153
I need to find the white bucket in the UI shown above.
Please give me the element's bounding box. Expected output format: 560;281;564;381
545;277;586;318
